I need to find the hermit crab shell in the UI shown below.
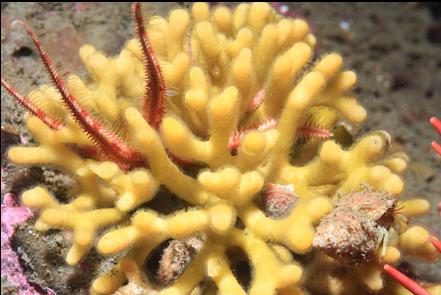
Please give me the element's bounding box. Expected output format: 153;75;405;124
313;207;380;264
262;183;297;219
335;189;397;228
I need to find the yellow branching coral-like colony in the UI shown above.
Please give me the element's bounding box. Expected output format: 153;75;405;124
6;2;440;295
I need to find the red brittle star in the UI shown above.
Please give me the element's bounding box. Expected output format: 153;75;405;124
1;3;173;171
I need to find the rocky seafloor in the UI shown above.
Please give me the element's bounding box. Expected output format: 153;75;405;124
1;2;440;294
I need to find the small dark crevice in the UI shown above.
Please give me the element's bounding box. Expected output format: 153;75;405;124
143;239;172;286
391;73;412;91
141;186;192;215
225;246;252;291
425;89;434;99
426;24;441;44
12;46;34;58
7;166;45;197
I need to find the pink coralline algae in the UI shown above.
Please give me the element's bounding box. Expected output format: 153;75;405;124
1;193;38;295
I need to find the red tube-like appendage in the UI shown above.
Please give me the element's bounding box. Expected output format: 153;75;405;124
383;264;430;295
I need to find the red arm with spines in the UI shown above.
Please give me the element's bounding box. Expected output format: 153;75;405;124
2;20;144;170
1;78;63;130
133;2;167;130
